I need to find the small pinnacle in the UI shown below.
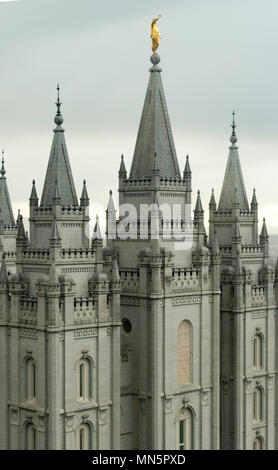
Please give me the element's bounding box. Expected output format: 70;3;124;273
1;150;6;177
109;190;112;195
54;83;63;126
230;110;238;145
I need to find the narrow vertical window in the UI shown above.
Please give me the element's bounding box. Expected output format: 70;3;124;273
25;423;36;450
253;387;263;422
78;423;92;450
77;358;92;401
253;334;263;369
178;321;191;385
178;409;193;450
25;358;36;401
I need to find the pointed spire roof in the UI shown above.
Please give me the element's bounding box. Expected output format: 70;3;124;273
251;188;258;207
17;215;26;240
112;256;120;283
194;190;203;213
29;179;39;206
92;215;102;240
40;85;78;207
260;218;268;239
0;253;8;283
183;155;191;177
107;190;116;213
119;155;127;177
129;55;181;179
0;150;15;226
80;179;89;206
209;188;216;208
218;112;249;210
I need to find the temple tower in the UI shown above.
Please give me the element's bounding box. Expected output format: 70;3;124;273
210;114;276;450
109;53;221;450
0;87;121;450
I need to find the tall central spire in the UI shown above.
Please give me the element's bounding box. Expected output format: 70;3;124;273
129;54;181;179
40;85;78;207
218;112;249;210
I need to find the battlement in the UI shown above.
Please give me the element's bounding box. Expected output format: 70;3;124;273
73;295;97;324
20;296;38;324
241;245;263;254
171;267;200;291
251;284;266;307
60;248;95;260
123;176;187;190
23;249;50;260
120;269;139;292
4;225;17;232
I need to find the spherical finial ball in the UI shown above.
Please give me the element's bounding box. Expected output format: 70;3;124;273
150;54;161;65
230;134;238;144
54;114;64;126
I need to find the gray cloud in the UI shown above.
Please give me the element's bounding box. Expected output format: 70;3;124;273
0;0;278;231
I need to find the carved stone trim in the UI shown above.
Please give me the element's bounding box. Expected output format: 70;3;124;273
172;296;201;306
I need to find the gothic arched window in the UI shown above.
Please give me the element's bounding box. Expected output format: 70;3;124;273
253;436;263;450
25;422;36;450
253;387;264;423
77;357;92;401
25;357;36;401
178;321;192;385
177;408;194;450
253;334;263;370
78;423;92;450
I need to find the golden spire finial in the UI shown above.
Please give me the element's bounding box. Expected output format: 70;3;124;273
151;15;162;54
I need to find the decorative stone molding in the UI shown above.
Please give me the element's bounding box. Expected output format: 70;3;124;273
121;296;139;306
172;296;201;306
19;329;38;339
74;329;98;339
252;311;267;319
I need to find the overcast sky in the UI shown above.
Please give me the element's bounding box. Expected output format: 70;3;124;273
1;0;278;233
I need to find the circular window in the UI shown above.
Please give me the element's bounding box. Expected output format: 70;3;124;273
122;318;132;334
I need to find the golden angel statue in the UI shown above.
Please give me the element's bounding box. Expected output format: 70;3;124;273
151;15;162;54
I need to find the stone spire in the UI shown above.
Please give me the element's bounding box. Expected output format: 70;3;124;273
0;253;8;283
16;215;27;243
251;188;258;208
80;180;89;207
260;218;268;240
218;112;249;210
0;150;15;226
92;215;102;240
29;179;39;207
129;55;181;178
106;190;116;242
40;85;78;207
119;155;127;178
209;188;217;209
194;190;203;214
183;155;191;179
